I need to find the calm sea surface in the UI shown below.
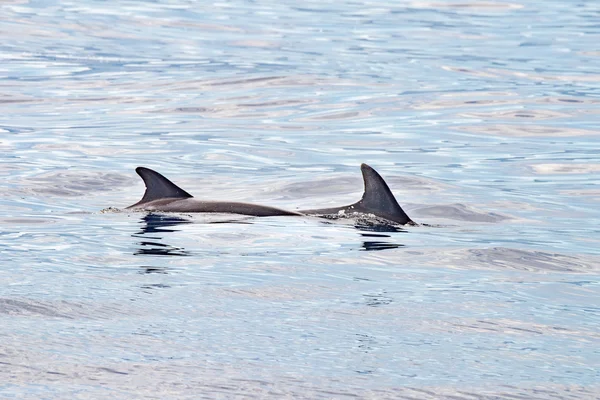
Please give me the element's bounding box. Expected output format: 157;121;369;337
1;0;599;398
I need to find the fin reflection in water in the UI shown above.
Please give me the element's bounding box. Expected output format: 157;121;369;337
359;233;405;252
355;221;407;252
361;240;404;251
133;214;192;259
132;214;255;273
132;212;405;263
134;213;193;236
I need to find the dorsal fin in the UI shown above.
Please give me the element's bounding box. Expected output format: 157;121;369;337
356;163;413;225
127;167;193;208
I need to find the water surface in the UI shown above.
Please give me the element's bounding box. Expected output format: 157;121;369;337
1;0;599;398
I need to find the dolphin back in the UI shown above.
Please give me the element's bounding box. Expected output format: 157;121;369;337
126;164;414;225
127;167;193;209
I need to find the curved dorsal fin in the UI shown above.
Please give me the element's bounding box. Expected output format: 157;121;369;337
128;167;193;208
357;163;413;225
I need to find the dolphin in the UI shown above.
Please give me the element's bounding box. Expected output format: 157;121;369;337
126;164;415;225
126;167;300;217
301;163;415;225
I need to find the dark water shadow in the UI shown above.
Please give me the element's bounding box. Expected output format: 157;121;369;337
132;214;193;262
363;290;394;307
355;220;407;251
354;221;406;233
361;240;404;251
132;214;256;274
133;213;193;237
139;265;172;275
313;214;409;251
132;213;409;263
135;241;191;257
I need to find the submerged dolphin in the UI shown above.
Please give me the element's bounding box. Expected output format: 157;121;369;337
127;164;415;225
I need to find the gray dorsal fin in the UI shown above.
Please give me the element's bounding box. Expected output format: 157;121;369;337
356;163;413;225
128;167;193;208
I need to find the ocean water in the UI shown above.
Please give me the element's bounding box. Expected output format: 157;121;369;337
1;0;599;398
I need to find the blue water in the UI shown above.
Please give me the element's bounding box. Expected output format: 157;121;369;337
1;1;599;398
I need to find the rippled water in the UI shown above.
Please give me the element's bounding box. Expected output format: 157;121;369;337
1;0;599;399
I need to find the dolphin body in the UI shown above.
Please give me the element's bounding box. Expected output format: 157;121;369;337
126;164;415;225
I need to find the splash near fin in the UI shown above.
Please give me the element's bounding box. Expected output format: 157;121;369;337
127;167;193;208
357;164;413;225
